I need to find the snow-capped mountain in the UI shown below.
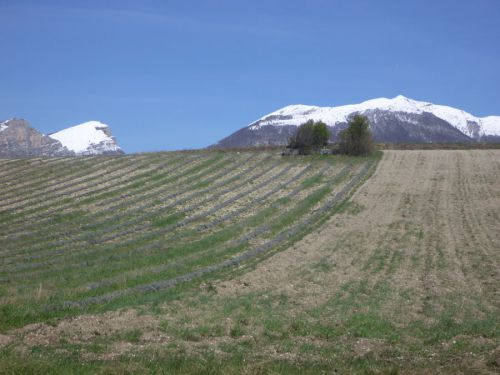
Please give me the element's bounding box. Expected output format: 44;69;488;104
213;96;500;148
49;121;122;155
0;119;123;157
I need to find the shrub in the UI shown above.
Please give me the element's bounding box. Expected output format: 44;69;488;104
288;120;330;154
339;115;374;156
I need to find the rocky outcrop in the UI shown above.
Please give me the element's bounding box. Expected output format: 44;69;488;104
0;119;73;157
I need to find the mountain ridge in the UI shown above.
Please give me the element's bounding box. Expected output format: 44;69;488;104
0;119;123;157
213;96;500;148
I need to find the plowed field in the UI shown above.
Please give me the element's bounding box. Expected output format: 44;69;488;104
0;150;498;374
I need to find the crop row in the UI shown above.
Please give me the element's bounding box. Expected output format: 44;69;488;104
0;158;297;271
1;162;342;290
0;151;377;328
0;154;259;264
0;153;213;234
60;161;372;309
0;152;258;255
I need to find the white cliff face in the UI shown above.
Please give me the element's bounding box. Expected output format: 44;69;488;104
250;95;500;138
49;121;123;155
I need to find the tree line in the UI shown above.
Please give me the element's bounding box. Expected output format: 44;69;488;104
287;115;374;156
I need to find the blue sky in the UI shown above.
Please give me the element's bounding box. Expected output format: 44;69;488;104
1;0;499;152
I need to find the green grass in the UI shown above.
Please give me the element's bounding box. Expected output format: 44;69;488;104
113;329;142;344
301;173;324;188
152;212;186;227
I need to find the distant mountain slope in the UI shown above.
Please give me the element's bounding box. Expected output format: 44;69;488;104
213;96;500;148
0;119;123;157
49;121;123;155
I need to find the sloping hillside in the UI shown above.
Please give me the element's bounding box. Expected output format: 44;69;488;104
0;151;375;324
1;150;499;374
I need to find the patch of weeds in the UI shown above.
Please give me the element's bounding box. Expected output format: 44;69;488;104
152;212;185;227
298;342;317;354
276;292;289;306
310;322;343;339
159;320;171;333
222;294;257;315
301;174;324;188
263;318;288;340
61;197;73;205
347;313;400;342
230;323;246;338
386;249;404;274
177;327;202;342
128;180;146;190
312;257;333;273
363;246;389;273
50;210;87;225
0;346;98;374
217;342;239;354
410;252;421;267
87;340;107;354
289;318;311;336
113;328;142;344
421;309;497;345
436;246;446;269
349;354;401;375
336;201;365;215
398;288;413;303
276;196;291;205
178;324;225;342
151;199;162;206
192;180;211;190
205;281;217;293
218;340;253;354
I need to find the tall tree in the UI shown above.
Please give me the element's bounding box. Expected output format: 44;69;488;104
288;120;330;154
339;115;374;156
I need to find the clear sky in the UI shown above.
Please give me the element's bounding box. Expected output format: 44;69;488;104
1;0;499;152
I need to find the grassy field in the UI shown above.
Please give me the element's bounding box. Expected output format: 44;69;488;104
0;150;498;374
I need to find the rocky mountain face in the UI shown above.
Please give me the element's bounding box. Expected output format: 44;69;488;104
212;96;500;148
0;119;123;157
0;119;73;157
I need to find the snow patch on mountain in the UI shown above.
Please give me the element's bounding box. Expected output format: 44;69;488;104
0;120;10;132
481;116;500;136
49;121;122;155
250;95;500;137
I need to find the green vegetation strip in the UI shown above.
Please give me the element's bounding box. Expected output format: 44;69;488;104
0;153;207;239
0;160;310;290
0;153;242;251
59;162;370;309
0;156;127;206
0;153;190;227
0;153;380;330
0;160;289;273
0;153;254;263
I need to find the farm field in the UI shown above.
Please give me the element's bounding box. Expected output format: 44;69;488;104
0;150;499;374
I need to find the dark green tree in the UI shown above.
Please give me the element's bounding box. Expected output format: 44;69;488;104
288;120;330;154
312;121;330;147
338;115;374;156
